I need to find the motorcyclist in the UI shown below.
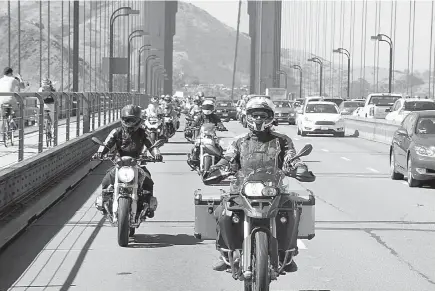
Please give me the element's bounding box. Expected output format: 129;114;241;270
187;99;226;168
92;104;163;219
209;96;308;273
161;95;178;135
189;92;204;116
144;96;163;118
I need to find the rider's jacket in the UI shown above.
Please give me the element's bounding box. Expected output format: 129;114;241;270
145;104;163;117
192;113;223;128
215;130;301;173
99;127;153;158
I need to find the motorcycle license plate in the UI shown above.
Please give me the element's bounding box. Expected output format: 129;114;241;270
222;113;228;116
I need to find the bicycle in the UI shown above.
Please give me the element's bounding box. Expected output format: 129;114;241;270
44;119;53;147
1;108;16;147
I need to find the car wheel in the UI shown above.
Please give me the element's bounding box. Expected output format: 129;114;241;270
407;155;421;187
390;149;404;180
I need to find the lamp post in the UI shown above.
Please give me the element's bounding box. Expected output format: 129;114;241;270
145;54;160;94
333;48;351;98
307;57;323;96
371;33;393;93
154;67;165;95
277;70;288;89
109;7;139;92
127;29;147;92
290;64;303;99
149;63;162;95
137;45;151;92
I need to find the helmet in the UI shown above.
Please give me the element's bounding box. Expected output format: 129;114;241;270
196;92;204;98
245;97;275;132
164;95;172;103
194;95;202;105
150;96;159;103
120;104;142;133
202;99;215;115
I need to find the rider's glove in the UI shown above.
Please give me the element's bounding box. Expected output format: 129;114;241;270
153;153;163;162
92;152;103;160
294;162;308;175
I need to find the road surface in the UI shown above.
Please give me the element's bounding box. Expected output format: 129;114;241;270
0;120;434;291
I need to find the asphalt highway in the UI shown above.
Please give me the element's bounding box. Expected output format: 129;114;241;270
0;113;113;169
0;119;434;291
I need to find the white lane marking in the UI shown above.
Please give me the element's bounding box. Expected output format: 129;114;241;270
293;137;300;141
321;149;329;152
297;239;307;250
341;156;351;161
367;167;379;173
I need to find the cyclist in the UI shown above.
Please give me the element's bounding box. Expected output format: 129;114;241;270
44;108;53;146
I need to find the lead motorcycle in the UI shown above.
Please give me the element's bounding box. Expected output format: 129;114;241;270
202;144;316;291
91;137;165;247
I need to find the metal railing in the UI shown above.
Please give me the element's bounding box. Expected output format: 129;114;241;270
0;92;147;169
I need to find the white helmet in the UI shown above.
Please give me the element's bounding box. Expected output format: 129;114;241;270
245;97;275;132
202;99;215;115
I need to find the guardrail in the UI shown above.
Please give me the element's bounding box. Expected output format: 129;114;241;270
344;116;400;144
0;92;149;168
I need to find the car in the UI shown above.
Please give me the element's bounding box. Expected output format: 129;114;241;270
273;100;296;124
390;110;435;187
385;98;435;123
215;99;237;121
296;101;345;137
323;97;344;107
339;100;365;115
360;93;402;119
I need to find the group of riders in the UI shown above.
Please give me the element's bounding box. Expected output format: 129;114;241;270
92;91;311;273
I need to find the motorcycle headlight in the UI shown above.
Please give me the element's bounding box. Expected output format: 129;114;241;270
244;183;278;197
118;167;135;183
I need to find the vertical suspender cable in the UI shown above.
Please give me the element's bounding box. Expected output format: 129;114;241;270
393;1;397;91
48;1;51;79
8;1;10;67
376;1;381;91
410;0;416;97
68;1;71;90
61;1;64;91
429;1;434;98
351;1;355;89
373;1;378;92
18;1;21;75
363;0;367;95
90;2;92;91
39;1;42;85
407;0;412;95
230;0;242;101
360;0;365;95
331;1;335;97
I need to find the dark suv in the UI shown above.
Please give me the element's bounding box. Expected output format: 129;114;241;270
215;99;237;121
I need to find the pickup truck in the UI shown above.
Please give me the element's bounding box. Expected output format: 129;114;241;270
360;93;402;119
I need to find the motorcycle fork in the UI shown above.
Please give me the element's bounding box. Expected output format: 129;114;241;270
241;217;279;279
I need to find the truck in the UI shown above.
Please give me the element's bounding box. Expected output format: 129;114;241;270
265;88;288;101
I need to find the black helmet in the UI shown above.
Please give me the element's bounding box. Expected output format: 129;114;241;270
120;104;142;133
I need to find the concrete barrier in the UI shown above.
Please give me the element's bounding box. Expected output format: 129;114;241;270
344;116;400;145
0;121;119;215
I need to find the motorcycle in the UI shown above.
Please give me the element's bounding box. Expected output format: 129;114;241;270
144;114;164;144
91;137;165;247
184;115;201;142
187;123;227;177
202;144;316;291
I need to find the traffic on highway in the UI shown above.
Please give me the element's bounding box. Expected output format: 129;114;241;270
0;92;434;291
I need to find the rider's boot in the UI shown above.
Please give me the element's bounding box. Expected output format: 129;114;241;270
212;251;230;271
95;185;113;214
142;190;158;219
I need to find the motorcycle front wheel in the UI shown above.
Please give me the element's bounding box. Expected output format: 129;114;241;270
244;231;270;291
117;197;131;247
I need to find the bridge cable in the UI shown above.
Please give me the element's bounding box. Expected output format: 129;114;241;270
230;0;242;101
410;0;416;97
376;1;381;92
407;0;412;95
373;1;378;93
429;0;434;98
393;1;397;92
363;0;368;96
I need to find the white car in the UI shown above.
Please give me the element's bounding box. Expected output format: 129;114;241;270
385;98;435;123
297;101;345;137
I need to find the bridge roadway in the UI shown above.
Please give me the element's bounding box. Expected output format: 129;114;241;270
0;113;111;169
0;120;434;291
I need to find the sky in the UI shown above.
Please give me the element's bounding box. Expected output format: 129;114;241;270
185;0;435;76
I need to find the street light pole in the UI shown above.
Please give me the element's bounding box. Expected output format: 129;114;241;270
371;33;393;93
109;7;139;92
291;64;303;99
277;70;288;89
145;55;159;94
333;48;351;99
150;63;162;95
137;45;151;92
127;29;146;92
308;57;323;96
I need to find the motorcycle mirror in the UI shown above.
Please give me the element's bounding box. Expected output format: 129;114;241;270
91;137;104;146
203;144;223;158
290;144;313;162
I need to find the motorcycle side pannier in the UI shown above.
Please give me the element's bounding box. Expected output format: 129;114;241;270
193;188;226;240
297;191;315;240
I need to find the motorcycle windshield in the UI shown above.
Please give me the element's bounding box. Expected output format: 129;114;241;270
229;166;287;194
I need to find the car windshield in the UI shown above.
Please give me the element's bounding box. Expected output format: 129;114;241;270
229;166;287;194
273;102;291;108
368;96;401;106
343;101;364;108
404;101;435;111
305;103;338;114
416;117;435;134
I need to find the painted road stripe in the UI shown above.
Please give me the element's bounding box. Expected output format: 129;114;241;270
341;156;351;161
321;149;329;152
293;137;300;141
297;239;307;249
367;167;379;173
